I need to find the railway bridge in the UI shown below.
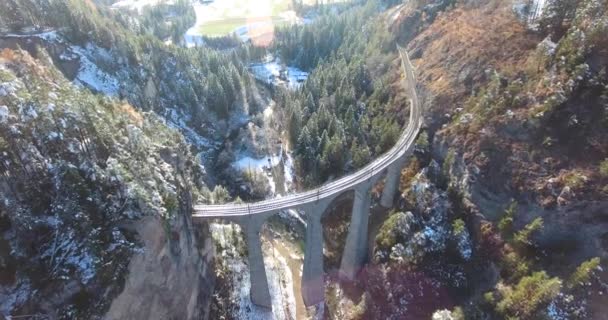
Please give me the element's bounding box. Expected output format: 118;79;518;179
193;45;422;308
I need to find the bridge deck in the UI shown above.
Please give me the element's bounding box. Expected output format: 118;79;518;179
193;46;421;218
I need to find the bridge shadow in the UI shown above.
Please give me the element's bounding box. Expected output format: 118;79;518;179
321;191;355;271
320;183;392;301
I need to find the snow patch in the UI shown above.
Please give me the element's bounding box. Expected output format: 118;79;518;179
283;151;295;191
249;58;308;90
4;30;60;42
164;108;219;153
279;208;307;227
210;223;298;319
183;1;207;47
234;155;281;172
531;0;547;19
0;105;9;123
70;45;119;96
66;251;97;284
234;154;280;194
18;104;38;121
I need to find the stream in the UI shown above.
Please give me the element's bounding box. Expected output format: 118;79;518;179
211;92;311;319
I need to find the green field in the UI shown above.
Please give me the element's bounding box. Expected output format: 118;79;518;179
198;18;249;36
192;0;352;38
198;16;289;37
194;0;291;37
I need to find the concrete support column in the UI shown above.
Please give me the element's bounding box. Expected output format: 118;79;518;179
301;209;324;306
380;160;404;208
340;184;372;280
243;220;272;309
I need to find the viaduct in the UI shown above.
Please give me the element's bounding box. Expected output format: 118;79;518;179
193;45;422;308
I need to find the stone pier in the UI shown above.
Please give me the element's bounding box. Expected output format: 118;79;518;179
339;183;373;280
300;200;331;306
380;159;405;208
241;215;273;309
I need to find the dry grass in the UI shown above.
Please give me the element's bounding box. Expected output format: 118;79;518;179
0;48;17;61
408;3;539;107
119;103;144;126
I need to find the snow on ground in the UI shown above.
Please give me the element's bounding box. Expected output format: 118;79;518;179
233;146;295;197
234;154;281;172
183;1;208;47
283;150;295;189
164;108;220;160
279;208;307;228
70;45;119;96
250;61;281;84
285;67;309;89
263;105;274;119
513;0;547;24
234;153;281;194
4;30;60;42
263;245;297;319
0;280;31;316
184;3;206;47
183;32;205;48
3;31;119;96
210;223;297;320
0;105;9;124
531;0;547;19
249;59;308;90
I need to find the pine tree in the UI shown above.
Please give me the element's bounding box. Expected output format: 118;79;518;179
568;257;601;289
288;107;302;147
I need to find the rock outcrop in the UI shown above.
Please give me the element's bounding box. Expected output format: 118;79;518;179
106;215;214;320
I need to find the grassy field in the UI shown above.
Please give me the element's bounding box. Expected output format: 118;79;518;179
194;0;291;37
198;16;288;37
198;18;248;36
191;0;352;38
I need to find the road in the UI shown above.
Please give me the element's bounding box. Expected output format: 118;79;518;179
193;45;421;218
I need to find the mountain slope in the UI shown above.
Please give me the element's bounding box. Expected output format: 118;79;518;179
367;0;608;318
0;47;213;319
0;0;262;168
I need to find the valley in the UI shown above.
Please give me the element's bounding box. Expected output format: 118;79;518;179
1;0;607;319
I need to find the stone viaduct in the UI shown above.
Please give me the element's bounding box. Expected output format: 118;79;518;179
193;46;422;309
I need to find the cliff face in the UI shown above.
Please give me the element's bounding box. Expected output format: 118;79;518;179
0;48;215;319
106;214;215;320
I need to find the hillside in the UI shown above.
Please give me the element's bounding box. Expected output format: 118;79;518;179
0;46;219;318
0;0;263;171
347;0;608;319
0;0;607;319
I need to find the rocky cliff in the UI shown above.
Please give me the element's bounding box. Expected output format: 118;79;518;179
106;215;214;320
0;48;215;319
